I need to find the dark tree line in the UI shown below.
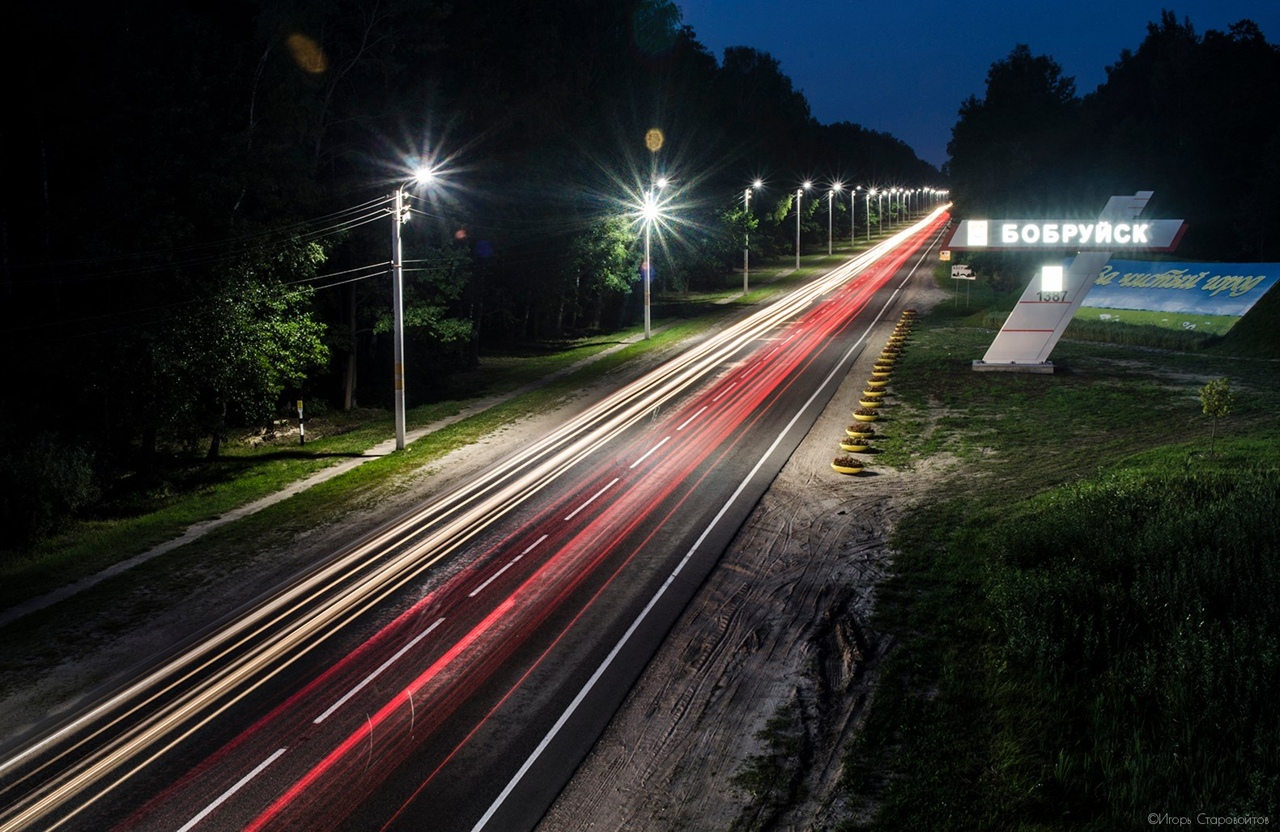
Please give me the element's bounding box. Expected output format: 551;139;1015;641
947;12;1280;262
1;0;938;543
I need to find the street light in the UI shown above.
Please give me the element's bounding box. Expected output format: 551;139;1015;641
641;177;666;340
795;181;811;270
850;186;859;245
877;188;885;235
743;179;762;294
827;182;842;256
865;187;873;243
390;165;436;451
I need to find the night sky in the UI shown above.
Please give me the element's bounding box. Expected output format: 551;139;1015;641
676;1;1280;168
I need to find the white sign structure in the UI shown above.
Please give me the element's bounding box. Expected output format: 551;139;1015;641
949;217;1185;252
962;191;1185;372
951;264;975;280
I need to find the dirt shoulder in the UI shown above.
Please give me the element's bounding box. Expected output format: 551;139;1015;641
538;281;956;831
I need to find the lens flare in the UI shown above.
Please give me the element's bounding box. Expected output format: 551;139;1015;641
285;33;327;74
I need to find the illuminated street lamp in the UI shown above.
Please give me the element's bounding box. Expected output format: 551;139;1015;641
390;165;437;451
877;188;885;235
743;179;762;294
795;181;811;270
827;182;842;255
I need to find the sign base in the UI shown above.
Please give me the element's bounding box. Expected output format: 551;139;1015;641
971;360;1056;374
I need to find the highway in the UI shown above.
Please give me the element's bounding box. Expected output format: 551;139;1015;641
0;208;949;832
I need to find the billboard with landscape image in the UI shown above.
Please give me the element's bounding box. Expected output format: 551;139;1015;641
1074;259;1279;335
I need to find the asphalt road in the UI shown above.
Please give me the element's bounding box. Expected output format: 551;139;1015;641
0;209;949;832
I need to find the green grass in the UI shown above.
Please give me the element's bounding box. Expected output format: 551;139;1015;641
1071;306;1239;335
837;298;1280;830
730;703;809;832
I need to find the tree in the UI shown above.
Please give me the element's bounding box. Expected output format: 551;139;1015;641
559;217;639;331
1199;377;1235;456
1082;12;1280;258
153;255;330;459
947;45;1080;216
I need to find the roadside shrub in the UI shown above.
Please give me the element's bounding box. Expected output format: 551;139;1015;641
0;433;99;550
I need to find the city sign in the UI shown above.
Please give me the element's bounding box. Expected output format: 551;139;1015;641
947;218;1185;251
971;191;1185;372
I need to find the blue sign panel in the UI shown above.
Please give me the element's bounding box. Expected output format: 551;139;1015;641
1078;260;1280;317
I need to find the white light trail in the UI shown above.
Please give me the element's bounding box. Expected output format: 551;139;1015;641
0;208;950;832
473;208;948;832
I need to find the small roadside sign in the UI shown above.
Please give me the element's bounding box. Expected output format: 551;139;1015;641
951;264;975;280
940;249;951;261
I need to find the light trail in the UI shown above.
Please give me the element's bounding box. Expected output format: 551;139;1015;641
226;211;951;831
0;209;950;832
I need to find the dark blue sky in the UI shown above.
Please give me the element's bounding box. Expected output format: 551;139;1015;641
676;1;1280;169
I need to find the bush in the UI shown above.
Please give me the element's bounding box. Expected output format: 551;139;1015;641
0;433;99;550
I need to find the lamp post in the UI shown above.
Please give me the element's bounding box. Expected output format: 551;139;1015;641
390;166;436;451
642;177;667;340
743;179;761;294
850;186;859;245
795;181;811;270
877;188;885;235
827;183;841;256
866;188;873;243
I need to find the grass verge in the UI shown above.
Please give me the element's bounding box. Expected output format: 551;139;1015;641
837;298;1280;829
